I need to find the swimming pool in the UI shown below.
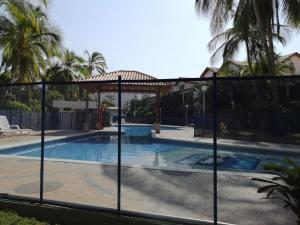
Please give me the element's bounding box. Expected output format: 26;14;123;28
0;125;299;172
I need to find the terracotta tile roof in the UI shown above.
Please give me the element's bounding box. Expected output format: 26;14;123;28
80;70;169;86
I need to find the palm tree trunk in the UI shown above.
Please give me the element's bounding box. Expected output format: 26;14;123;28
83;89;90;131
265;20;279;104
266;20;276;74
252;0;275;74
27;86;31;105
85;90;89;123
245;40;253;74
245;39;263;109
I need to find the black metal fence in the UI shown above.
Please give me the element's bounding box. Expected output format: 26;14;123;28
0;74;299;225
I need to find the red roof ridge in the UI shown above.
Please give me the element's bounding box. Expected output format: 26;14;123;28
89;70;158;80
78;70;169;87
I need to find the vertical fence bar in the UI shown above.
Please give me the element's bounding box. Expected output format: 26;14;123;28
9;110;12;125
117;76;122;212
40;79;46;202
19;109;22;129
213;72;218;225
29;111;32;129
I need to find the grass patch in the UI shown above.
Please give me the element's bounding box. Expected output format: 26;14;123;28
0;211;53;225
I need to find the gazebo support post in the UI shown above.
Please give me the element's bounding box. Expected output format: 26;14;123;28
154;88;161;134
96;91;102;130
83;89;90;132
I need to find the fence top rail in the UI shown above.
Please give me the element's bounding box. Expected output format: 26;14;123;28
0;74;299;87
215;74;300;81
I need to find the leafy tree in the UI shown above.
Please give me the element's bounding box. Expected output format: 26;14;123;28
251;0;300;74
241;57;295;76
46;50;88;82
45;50;88;101
84;50;107;75
125;96;155;123
195;0;234;35
195;0;300;74
208;1;286;76
82;50;107;126
101;95;115;107
0;0;61;82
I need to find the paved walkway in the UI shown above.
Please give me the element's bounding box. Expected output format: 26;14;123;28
0;158;295;225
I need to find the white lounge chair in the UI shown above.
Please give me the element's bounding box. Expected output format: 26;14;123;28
0;115;32;136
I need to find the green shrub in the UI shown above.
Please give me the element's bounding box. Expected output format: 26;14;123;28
252;158;300;225
0;211;51;225
103;110;111;127
30;99;42;112
6;100;31;111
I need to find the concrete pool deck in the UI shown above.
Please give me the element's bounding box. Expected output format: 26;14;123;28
153;126;300;153
0;127;298;224
0;130;119;150
0;157;296;225
2;126;297;153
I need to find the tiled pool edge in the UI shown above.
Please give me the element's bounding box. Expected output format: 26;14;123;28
0;130;121;151
0;153;273;179
152;130;300;155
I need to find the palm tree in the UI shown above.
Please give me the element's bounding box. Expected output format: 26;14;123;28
46;50;88;100
208;0;287;76
84;50;107;76
47;50;106;82
195;0;300;74
46;50;88;82
209;28;286;76
250;0;276;74
83;50;107;130
241;57;295;76
255;0;300;74
208;27;262;74
195;0;234;35
195;0;271;71
0;0;61;83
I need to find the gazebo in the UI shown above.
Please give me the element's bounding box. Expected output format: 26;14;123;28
78;70;171;133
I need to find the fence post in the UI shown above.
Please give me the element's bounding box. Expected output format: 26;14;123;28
213;72;218;225
117;76;122;212
29;111;32;129
19;109;22;129
40;79;46;202
9;110;12;125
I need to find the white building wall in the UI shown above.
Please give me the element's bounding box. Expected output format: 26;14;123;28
290;56;300;75
98;92;154;106
53;93;154;111
203;70;214;78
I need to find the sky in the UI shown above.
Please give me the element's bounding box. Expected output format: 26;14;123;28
48;0;300;78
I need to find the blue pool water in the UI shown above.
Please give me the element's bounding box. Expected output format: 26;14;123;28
0;125;299;172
